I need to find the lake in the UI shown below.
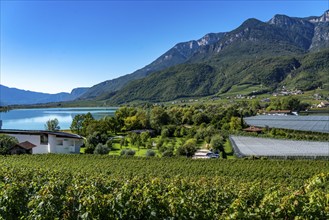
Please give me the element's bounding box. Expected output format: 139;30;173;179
0;107;118;130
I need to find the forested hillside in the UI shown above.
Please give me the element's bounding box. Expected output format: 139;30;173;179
109;49;329;103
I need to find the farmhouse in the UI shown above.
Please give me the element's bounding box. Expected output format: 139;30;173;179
0;129;83;154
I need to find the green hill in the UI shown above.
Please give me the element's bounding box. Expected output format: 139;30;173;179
108;49;329;104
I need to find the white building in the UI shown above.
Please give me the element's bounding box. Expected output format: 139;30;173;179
192;149;219;159
0;130;83;154
317;101;329;108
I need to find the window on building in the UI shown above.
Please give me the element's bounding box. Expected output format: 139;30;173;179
40;134;48;145
56;140;63;146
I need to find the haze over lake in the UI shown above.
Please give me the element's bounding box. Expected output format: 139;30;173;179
0;108;117;130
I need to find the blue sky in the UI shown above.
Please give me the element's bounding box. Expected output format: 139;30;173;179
1;1;328;94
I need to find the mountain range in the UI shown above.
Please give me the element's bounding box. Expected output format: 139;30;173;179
0;85;88;106
2;10;329;106
78;10;329;104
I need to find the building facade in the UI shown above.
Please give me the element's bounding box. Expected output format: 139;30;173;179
0;130;83;154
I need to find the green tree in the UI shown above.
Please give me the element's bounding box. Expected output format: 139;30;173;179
82;113;95;136
150;107;169;131
180;127;187;136
106;139;113;149
210;135;225;152
140;132;151;145
161;128;170;138
120;137;127;149
251;100;261;111
70;113;94;136
192;112;209;125
115;107;137;131
0;134;18;155
229;117;242;131
85;132;108;154
145;149;156;157
282;97;307;111
168;107;183;125
136;109;150;128
210;135;227;159
87;117;117;136
128;132;140;146
123;115;139;131
182;110;193;124
105;116;120;134
120;149;136;156
145;140;153;149
205;136;211;145
156;138;164;150
162;148;174;157
94;144;110;155
70;114;85;135
176;139;197;157
45;118;60;131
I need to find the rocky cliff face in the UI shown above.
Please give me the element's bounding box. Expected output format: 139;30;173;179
309;10;329;23
309;11;329;51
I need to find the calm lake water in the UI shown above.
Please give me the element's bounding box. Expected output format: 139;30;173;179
0;107;118;130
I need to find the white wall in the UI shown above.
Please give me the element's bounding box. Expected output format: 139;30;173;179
5;133;82;154
6;133;48;154
56;138;83;154
48;135;57;153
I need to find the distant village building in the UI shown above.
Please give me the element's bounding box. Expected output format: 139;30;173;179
292;90;303;95
265;110;292;116
313;94;322;100
243;126;263;133
273;88;303;97
0;130;83;154
317;101;329;108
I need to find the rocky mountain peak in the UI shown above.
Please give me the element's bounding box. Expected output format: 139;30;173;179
268;14;294;25
309;10;329;23
268;14;312;27
197;33;224;46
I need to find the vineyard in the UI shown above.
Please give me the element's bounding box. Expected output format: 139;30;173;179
0;155;328;219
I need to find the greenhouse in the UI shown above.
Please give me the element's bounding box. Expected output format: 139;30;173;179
230;136;329;159
244;115;329;133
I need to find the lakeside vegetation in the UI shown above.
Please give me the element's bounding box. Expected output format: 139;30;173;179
67;97;328;158
1;96;327;157
0;106;11;112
